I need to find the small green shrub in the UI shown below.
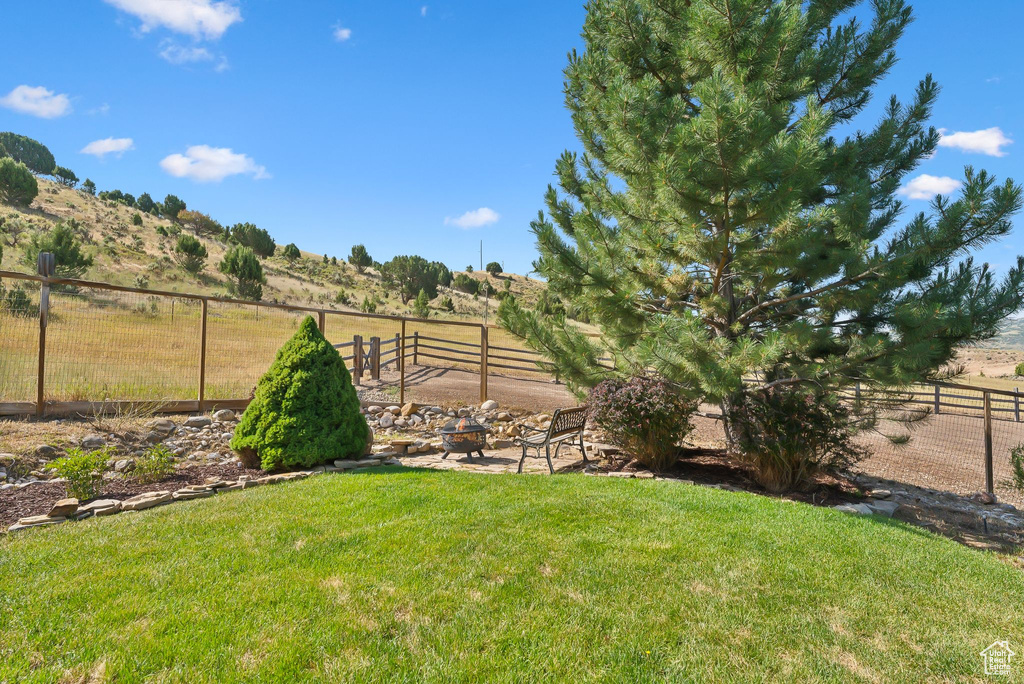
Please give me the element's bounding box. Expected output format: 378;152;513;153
731;388;863;493
3;285;33;317
1008;444;1024;494
45;447;111;500
413;288;431;318
134;444;176;484
587;376;696;472
1015;363;1024;377
453;273;478;294
231;316;369;470
132;212;144;226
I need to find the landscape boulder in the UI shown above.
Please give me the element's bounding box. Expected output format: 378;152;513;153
81;435;107;450
146;419;176;435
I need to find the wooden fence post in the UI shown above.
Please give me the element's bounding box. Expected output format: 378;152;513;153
934;385;941;414
198;299;208;410
1015;388;1020;422
413;331;419;366
400;320;406;406
353;335;363;385
36;279;50;418
479;326;488;404
984;391;994;495
370;336;381;380
318;310;326;334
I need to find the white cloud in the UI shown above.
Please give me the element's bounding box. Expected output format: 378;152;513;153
159;42;213;64
103;0;241;39
421;6;428;16
938;127;1012;157
160;145;268;182
158;42;229;70
898;174;962;201
88;103;111;116
333;24;352;42
445;207;500;229
81;137;135;159
0;85;72;119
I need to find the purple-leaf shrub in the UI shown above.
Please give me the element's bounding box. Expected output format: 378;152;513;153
587;376;695;471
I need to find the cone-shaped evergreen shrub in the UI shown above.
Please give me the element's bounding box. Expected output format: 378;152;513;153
231;316;368;470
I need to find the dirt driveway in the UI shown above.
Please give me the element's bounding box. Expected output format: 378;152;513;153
356;364;579;412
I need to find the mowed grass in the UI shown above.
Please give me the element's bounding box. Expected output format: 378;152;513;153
1;470;1021;683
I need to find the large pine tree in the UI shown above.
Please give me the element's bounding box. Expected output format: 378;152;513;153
499;0;1024;441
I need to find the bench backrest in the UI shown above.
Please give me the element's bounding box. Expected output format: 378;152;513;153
549;406;587;439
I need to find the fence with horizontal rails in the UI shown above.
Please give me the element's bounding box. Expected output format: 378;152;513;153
845;381;1024;422
0;269;581;416
1;269;1022;503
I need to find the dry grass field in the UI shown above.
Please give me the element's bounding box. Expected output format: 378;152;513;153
0;284;553;406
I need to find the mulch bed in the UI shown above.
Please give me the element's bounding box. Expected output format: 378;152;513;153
609;447;864;508
0;463;265;529
604;447;1021;550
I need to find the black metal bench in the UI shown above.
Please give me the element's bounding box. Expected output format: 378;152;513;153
514;406;589;474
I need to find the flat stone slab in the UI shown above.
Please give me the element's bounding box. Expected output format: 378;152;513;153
833;503;875;516
17;514;67;526
48;498;79;517
173;488;215;500
121;491;172;511
865;500;900;517
81;499;122;516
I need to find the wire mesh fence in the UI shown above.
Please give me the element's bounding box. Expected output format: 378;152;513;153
0;278;39;403
45;288;203;402
1;269;1023;504
852;388;1024;506
205;301;307;400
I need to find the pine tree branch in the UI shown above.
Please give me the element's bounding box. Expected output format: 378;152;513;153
735;267;880;325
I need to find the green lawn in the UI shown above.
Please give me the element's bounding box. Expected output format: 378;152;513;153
1;469;1021;683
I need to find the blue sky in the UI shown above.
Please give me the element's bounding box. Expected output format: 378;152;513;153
1;1;1022;277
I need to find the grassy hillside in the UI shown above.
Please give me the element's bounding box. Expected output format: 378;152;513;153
0;178;546;321
979;318;1024;351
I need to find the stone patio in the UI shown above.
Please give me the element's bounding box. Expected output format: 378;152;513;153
397;444;592;475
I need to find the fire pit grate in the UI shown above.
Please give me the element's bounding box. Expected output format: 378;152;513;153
439;416;488;462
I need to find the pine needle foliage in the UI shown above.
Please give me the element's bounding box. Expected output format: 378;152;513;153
231;316;369;470
500;0;1024;437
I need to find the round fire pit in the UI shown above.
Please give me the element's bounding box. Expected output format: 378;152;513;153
439;416;488;462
